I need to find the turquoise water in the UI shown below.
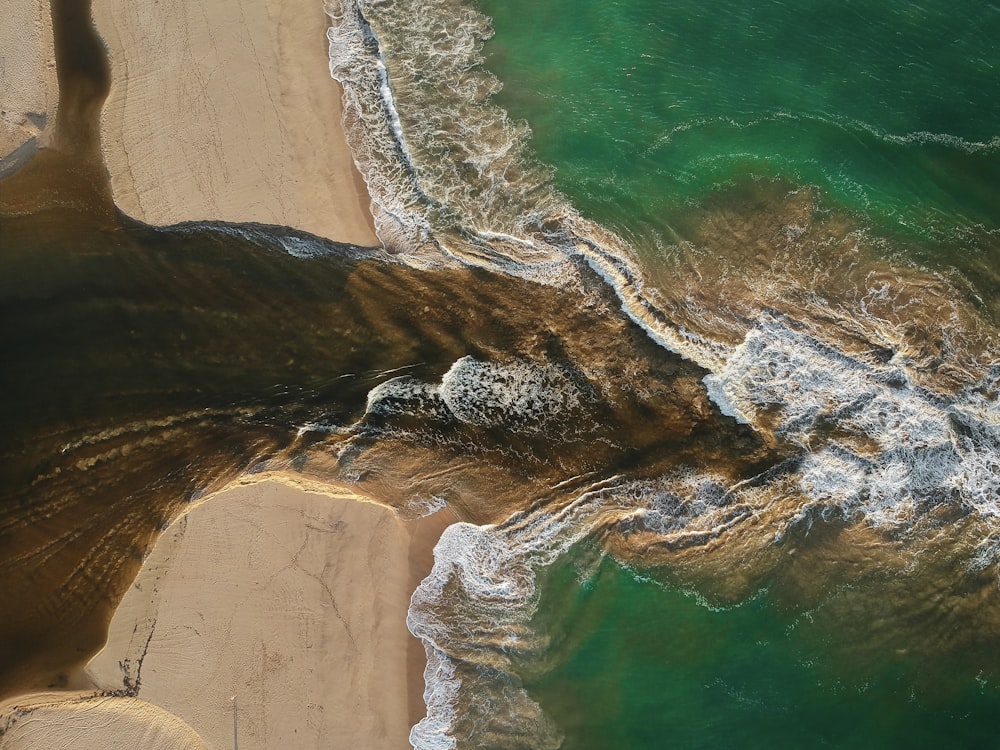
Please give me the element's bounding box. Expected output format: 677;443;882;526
470;1;1000;746
482;0;1000;258
520;549;1000;749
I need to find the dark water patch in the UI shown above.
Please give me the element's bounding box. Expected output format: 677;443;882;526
50;0;110;157
1;204;783;697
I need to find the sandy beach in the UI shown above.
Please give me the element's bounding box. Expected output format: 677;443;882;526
0;0;57;171
1;478;452;749
91;0;378;246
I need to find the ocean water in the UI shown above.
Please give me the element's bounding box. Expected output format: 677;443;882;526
483;0;1000;250
471;3;999;746
322;0;1000;747
523;549;1000;749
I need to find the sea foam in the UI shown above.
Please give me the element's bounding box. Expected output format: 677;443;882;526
323;1;1000;747
361;356;588;433
706;317;999;531
407;488;616;750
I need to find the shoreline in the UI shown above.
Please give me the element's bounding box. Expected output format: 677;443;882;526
404;503;457;730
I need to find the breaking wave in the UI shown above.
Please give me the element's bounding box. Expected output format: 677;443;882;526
323;0;999;746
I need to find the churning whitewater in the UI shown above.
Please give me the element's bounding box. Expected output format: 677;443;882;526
323;0;999;747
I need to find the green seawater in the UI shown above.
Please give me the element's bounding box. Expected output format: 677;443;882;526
517;550;1000;749
472;1;1000;745
481;0;1000;258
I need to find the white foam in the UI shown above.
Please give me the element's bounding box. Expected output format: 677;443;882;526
439;356;583;430
408;645;460;750
321;0;1000;744
406;485;618;749
326;0;440;256
797;449;867;507
708;317;1000;531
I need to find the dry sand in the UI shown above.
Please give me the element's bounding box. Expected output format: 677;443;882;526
1;2;442;746
0;477;450;749
91;0;379;246
0;692;207;749
0;0;58;171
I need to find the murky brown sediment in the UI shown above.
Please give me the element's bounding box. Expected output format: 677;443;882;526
1;192;784;695
638;182;999;397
